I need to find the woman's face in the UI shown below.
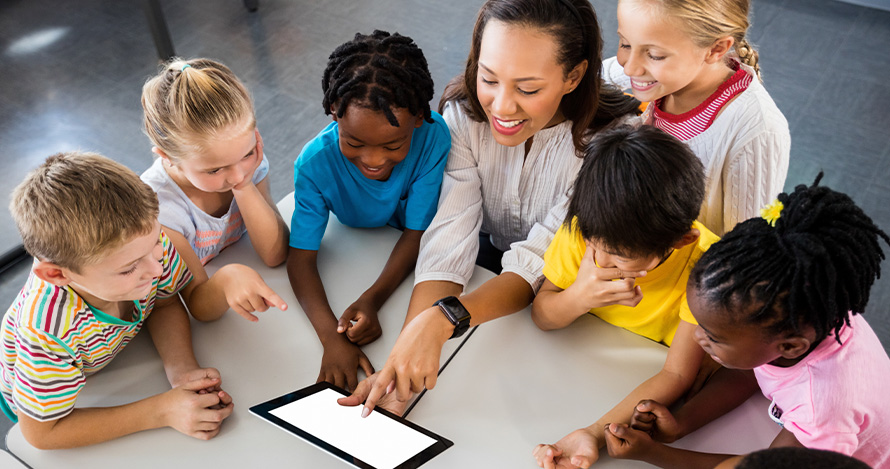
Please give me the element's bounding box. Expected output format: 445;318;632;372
475;20;582;147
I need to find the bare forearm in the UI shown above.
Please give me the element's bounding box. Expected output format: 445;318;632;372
234;184;288;267
184;265;238;321
673;368;758;439
20;399;164;449
362;229;422;310
287;249;339;344
530;288;589;330
145;297;200;385
591;370;693;445
405;281;463;327
460;272;534;325
641;444;735;469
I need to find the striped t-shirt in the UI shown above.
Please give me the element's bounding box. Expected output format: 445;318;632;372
0;231;192;422
650;63;752;140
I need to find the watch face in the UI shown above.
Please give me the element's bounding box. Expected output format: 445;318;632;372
437;296;470;339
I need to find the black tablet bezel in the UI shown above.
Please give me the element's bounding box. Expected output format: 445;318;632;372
249;382;453;469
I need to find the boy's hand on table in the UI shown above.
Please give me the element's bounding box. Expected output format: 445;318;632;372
161;375;234;440
218;264;288;322
338;298;383;346
318;334;375;392
631;399;681;443
604;422;658;461
533;427;600;468
568;245;644;309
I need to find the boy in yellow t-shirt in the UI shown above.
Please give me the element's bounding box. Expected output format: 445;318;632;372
532;125;717;346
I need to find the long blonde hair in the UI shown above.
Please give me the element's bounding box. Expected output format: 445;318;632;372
142;58;256;161
637;0;762;81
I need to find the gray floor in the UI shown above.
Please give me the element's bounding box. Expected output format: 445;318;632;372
1;0;889;454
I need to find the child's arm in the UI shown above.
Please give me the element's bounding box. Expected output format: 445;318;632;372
231;130;289;267
17;375;231;449
179;262;287;322
338;228;424;345
287;247;374;391
600;423;805;468
531;245;644;331
164;225;286;322
534;320;704;467
17;294;234;449
630;368;758;443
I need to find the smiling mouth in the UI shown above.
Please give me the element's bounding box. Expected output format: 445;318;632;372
495;117;525;128
630;78;657;90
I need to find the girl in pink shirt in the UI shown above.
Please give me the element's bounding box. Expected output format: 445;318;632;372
599;174;890;468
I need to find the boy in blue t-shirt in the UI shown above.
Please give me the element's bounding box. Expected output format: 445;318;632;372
287;30;450;391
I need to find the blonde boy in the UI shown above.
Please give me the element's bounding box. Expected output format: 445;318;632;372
1;152;234;448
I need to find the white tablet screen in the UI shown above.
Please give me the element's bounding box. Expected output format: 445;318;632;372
269;388;436;469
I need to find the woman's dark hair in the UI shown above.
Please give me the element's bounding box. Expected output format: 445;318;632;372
323;30;434;126
690;173;889;343
566;125;705;257
438;0;640;154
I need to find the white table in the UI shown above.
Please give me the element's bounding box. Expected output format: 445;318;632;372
6;194;780;468
6;196;494;468
410;311;780;468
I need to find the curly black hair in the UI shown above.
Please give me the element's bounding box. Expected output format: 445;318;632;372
322;30;434;127
690;173;889;343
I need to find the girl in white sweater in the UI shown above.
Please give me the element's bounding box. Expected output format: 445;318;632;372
604;0;790;236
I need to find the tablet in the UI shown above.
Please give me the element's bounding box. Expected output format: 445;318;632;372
250;382;453;468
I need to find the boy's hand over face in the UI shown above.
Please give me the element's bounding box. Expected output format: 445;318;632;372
533;427;600;469
161;375;234;440
631;400;682;443
318;334;375;392
569;246;644;310
218;264;288;321
604;422;659;461
338;298;383;346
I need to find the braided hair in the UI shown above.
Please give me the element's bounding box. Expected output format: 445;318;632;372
690;173;889;343
322;30;434;127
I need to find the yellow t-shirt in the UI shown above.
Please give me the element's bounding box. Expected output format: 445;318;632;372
542;220;719;346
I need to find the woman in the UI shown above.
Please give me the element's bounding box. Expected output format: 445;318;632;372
340;0;640;413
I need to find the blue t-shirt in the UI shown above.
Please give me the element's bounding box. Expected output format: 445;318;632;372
290;111;451;250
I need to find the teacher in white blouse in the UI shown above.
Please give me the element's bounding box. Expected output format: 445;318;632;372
341;0;640;414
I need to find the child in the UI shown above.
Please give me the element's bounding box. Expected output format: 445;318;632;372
141;57;288;322
287;30;450;392
601;175;890;468
533;126;761;469
1;152;236;448
604;0;790;236
532;125;717;346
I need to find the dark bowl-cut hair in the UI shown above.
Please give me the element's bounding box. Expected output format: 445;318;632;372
438;0;640;155
565;125;705;257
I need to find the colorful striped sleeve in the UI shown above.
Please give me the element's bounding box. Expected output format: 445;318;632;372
155;231;193;299
12;324;84;422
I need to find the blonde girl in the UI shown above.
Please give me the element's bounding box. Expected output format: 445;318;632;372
604;0;790;236
141;58;288;321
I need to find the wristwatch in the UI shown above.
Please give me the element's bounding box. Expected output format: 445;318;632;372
434;296;471;339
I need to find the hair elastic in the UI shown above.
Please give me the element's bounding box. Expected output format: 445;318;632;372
181;63;192;72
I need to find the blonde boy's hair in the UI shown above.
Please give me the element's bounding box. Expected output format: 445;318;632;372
10;152;159;272
632;0;762;81
142;57;256;162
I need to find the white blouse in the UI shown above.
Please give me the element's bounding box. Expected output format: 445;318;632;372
603;57;791;235
415;101;581;291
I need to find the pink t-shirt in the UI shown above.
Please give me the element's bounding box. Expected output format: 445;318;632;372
754;314;890;467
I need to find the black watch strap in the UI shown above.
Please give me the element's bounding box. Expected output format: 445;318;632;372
434;296;471;339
